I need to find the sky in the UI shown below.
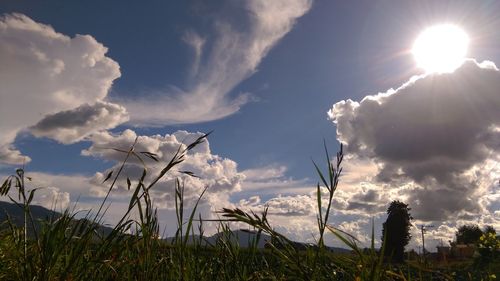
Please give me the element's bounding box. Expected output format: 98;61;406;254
0;0;499;251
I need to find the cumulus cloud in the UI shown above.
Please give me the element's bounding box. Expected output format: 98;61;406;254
82;129;245;209
336;219;371;244
0;185;70;212
0;13;122;164
77;131;335;238
239;194;316;216
31;187;70;211
0;171;92;211
0;146;29;165
121;0;312;125
30;101;129;144
346;188;385;213
234;154;391;244
328;59;500;222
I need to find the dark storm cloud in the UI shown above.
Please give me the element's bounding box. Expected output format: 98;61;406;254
345;189;385;213
329;60;500;221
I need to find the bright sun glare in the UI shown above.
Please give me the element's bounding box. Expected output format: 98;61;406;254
412;24;469;73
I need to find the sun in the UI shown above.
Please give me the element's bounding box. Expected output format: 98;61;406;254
412;24;469;73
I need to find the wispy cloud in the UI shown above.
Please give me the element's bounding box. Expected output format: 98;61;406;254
182;30;206;79
121;0;312;126
242;165;287;181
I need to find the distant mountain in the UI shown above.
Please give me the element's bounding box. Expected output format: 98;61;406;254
165;229;351;253
0;202;350;253
207;229;271;248
163;229;271;248
0;201;114;236
0;201;60;228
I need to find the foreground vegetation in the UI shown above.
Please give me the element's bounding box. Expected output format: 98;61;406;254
0;135;498;280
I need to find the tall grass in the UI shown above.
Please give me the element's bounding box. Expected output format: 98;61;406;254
0;135;497;280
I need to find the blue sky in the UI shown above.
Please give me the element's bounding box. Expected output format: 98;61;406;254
1;0;418;175
1;0;499;249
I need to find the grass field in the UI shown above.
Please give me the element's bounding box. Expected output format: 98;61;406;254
0;136;498;280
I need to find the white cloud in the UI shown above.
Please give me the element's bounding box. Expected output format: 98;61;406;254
0;145;29;165
0;171;93;212
239;164;314;196
83;129;245;210
30;101;129;144
328;59;500;224
0;13;122;164
31;186;70;211
120;0;312;126
232;154;395;247
336;219;371;244
242;165;287;181
239;194;316;216
76;130;349;240
182;30;206;78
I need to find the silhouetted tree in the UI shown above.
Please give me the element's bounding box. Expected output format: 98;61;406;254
456;224;483;244
483;225;496;235
381;200;413;263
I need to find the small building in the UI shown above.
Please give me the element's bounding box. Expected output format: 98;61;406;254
450;243;475;259
436;246;450;262
405;249;419;261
